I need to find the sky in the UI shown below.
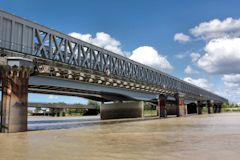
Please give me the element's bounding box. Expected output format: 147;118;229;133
0;0;240;104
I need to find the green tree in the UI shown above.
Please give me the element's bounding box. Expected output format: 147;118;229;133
87;100;100;109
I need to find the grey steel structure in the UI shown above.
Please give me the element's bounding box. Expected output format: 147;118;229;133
0;10;227;103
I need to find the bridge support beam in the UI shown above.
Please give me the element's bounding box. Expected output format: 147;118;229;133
50;108;66;117
158;94;167;118
207;100;213;114
175;93;186;117
0;68;29;133
100;101;143;120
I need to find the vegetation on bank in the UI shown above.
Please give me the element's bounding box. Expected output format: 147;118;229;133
144;103;157;116
29;100;100;116
222;103;240;112
66;100;100;116
198;103;240;113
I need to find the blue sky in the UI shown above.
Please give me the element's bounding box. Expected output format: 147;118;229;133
1;0;240;104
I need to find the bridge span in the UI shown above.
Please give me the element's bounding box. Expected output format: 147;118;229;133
0;10;228;133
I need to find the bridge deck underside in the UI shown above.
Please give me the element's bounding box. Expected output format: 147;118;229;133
0;75;222;104
29;76;159;102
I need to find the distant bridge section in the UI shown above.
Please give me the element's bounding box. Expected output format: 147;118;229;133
28;102;97;109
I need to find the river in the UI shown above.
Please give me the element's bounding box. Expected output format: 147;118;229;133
0;113;240;160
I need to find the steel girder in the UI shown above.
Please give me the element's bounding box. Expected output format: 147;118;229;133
0;10;228;103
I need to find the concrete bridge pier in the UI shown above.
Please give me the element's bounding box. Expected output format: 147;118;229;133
175;93;186;117
213;104;218;113
215;104;222;113
207;100;213;114
197;101;203;114
0;68;29;133
158;94;167;118
100;101;144;120
218;104;222;113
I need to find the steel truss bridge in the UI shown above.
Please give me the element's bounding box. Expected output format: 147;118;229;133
0;10;227;104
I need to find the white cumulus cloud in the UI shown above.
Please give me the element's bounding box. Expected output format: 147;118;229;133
129;46;173;72
190;52;201;62
69;32;173;72
69;32;125;55
48;95;59;100
183;77;211;91
176;17;240;104
222;74;240;83
184;65;199;74
190;17;240;40
174;33;190;43
222;74;240;87
221;74;240;104
175;53;188;59
197;38;240;74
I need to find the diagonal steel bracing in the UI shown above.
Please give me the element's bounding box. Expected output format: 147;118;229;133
0;10;228;103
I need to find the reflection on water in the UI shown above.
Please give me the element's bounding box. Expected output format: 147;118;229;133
27;116;158;131
1;113;240;160
28;116;101;130
28;117;100;124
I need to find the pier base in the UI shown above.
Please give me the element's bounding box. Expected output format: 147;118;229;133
100;101;143;120
158;94;167;118
207;100;213;114
175;93;186;117
197;101;203;115
218;104;222;113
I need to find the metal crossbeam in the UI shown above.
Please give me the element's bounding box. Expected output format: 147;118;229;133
0;10;228;103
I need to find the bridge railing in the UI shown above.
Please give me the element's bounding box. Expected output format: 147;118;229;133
0;10;228;103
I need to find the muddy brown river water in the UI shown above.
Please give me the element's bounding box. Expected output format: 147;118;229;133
0;113;240;160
